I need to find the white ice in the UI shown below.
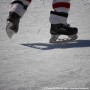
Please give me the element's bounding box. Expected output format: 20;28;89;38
0;0;90;90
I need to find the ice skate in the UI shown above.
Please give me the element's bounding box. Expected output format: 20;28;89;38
49;23;78;43
6;12;20;38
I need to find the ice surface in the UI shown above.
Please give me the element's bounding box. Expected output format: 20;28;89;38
0;0;90;90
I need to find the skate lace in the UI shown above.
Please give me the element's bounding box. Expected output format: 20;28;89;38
61;24;71;30
64;24;70;27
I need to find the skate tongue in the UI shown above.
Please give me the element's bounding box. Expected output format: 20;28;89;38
6;21;16;39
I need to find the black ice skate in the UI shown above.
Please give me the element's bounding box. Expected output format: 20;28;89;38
49;23;78;43
6;12;20;38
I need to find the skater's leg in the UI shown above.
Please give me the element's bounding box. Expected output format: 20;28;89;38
49;0;78;43
9;0;32;17
50;0;71;24
6;0;32;38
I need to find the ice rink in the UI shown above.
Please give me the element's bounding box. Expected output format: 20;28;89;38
0;0;90;90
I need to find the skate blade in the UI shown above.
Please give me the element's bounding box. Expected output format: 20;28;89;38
49;35;60;43
49;34;78;44
6;21;16;39
50;39;76;43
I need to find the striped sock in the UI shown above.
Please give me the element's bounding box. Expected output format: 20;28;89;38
50;0;71;24
9;0;32;17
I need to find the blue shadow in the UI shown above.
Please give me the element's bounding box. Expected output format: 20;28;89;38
21;40;90;50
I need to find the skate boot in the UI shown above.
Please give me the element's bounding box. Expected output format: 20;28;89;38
6;12;20;38
49;23;78;43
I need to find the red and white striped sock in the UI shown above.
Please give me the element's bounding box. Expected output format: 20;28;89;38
50;0;71;24
9;0;32;17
